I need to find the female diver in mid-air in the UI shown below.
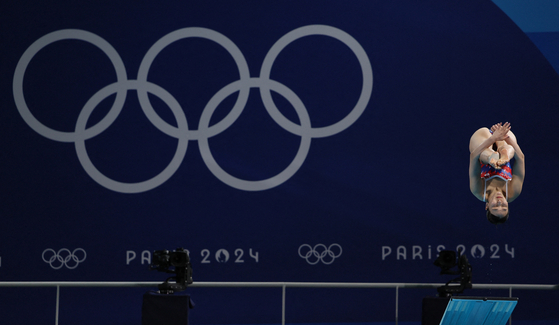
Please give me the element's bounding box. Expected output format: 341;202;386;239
469;122;525;224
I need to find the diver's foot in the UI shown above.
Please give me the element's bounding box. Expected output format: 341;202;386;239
496;147;510;167
489;152;501;169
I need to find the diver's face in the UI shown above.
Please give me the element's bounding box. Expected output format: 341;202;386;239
486;191;509;218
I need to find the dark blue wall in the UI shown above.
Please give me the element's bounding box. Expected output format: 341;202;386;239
1;0;558;324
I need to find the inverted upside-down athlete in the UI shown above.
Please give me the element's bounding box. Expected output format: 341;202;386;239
469;122;525;224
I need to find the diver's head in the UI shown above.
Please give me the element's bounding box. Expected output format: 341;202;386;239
485;189;509;224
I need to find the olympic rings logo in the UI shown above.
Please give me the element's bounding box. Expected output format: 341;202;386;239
42;248;87;269
298;243;342;265
13;25;373;193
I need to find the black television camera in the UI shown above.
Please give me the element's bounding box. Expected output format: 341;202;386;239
433;249;472;297
150;248;193;294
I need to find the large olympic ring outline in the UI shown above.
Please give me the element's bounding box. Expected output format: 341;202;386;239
298;243;342;265
42;248;87;270
13;25;373;193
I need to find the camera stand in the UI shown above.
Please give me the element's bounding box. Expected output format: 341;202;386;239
142;291;194;325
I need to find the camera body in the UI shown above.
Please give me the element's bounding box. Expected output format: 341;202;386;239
150;248;193;294
433;249;472;297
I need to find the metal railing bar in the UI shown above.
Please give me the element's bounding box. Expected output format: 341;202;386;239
0;281;557;290
2;281;557;325
282;285;286;325
395;286;399;325
55;286;60;325
509;287;513;325
472;284;558;290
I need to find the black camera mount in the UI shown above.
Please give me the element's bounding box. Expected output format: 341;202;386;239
150;248;193;294
433;249;472;297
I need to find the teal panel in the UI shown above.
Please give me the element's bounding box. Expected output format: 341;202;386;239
440;298;517;325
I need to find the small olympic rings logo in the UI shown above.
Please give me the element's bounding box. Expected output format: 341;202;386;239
13;25;373;193
42;248;87;269
298;243;342;265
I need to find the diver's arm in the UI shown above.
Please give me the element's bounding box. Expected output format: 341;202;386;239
507;137;525;202
469;151;484;201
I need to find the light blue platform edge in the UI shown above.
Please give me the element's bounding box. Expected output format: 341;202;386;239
440;298;517;325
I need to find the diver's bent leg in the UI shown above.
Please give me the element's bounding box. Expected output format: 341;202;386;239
470;127;497;165
469;127;492;153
